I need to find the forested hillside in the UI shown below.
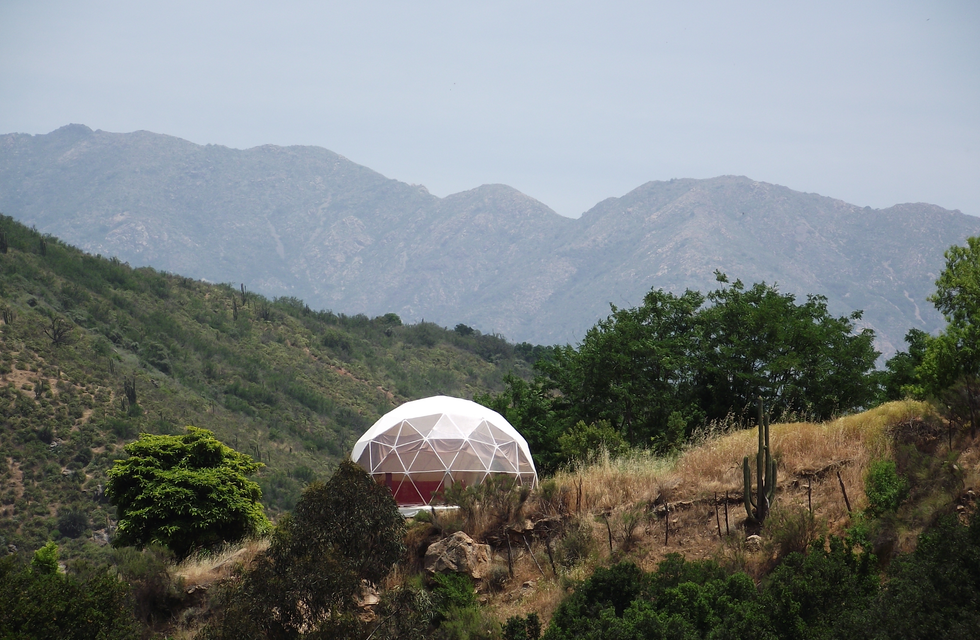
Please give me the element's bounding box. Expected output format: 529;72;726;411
0;214;537;557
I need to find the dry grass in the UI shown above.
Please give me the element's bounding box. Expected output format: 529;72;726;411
479;400;949;626
172;537;270;589
549;400;935;517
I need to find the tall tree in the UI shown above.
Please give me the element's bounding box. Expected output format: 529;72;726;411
919;236;980;435
484;277;878;458
476;373;563;472
696;274;878;422
878;328;929;402
540;288;704;448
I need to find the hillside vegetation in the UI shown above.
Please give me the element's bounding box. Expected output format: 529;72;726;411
3;206;980;639
0;214;536;558
155;400;978;639
482;400;979;634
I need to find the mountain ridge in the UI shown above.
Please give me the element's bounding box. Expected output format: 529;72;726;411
2;125;979;354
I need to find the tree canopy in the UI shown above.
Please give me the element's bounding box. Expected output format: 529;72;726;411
105;427;270;558
696;275;878;422
918;236;980;435
481;275;880;469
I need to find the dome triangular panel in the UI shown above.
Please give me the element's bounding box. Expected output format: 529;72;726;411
429;414;466;439
404;413;441;437
487;424;511;446
394;420;424;445
469;421;496;445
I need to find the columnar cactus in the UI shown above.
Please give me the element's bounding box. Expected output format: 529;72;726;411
743;396;776;523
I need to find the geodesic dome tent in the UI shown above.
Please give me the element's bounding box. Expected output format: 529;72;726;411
351;396;537;506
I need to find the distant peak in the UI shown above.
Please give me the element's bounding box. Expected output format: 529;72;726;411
445;183;559;212
52;123;93;135
466;183;527;196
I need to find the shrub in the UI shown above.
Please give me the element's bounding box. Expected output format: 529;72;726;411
31;541;59;575
544;558;755;640
57;507;89;539
556;517;595;569
865;459;909;517
570;561;647;618
36;425;55;444
112;545;182;629
371;576;434;640
289;464;315;483
858;509;980;638
431;605;500;640
200;460;404;639
557;420;629;465
432;572;478;623
504;612;541;640
142;342;172;375
761;537;879;640
485;563;510;593
764;504;822;561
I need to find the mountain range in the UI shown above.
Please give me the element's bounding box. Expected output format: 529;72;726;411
2;123;979;355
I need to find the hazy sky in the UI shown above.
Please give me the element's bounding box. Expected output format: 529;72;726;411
2;1;977;218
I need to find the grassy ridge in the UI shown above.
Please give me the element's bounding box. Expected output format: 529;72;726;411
488;400;978;626
0;214;536;557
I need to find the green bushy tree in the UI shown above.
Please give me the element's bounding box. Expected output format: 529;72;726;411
542;288;704;447
31;541;59;575
543;558;768;640
105;427;269;558
542;543;881;640
697;274;879;422
476;374;563;472
761;537;879;640
878;328;929;402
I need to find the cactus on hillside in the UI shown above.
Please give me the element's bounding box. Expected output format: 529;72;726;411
743;396;777;523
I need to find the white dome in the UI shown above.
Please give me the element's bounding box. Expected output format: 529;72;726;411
352;395;537;506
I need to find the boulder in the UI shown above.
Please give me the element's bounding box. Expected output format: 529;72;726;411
357;581;380;609
746;534;763;551
424;531;491;579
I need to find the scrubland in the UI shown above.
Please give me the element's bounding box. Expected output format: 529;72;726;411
168;399;977;635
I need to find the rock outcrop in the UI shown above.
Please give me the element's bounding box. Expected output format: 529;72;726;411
424;531;491;579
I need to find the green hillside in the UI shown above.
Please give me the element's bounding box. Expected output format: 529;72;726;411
0;214;537;557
